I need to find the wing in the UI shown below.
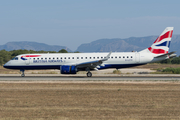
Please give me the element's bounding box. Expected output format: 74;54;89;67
76;52;111;70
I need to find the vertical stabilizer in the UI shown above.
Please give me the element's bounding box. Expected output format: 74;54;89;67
139;27;174;55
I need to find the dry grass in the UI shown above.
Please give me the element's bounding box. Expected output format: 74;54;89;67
0;82;180;120
112;69;121;74
0;66;59;74
0;66;20;74
134;63;180;69
1;64;180;75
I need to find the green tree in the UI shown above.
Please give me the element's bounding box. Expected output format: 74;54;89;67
0;57;3;66
11;49;29;57
171;57;180;64
48;51;57;53
58;49;68;53
74;51;80;53
159;59;171;64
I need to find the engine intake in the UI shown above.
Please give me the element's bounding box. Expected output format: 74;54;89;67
60;65;77;74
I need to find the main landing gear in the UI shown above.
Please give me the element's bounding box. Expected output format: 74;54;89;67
86;68;92;77
87;72;92;77
20;70;25;77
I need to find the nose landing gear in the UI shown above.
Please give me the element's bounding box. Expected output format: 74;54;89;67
20;70;25;77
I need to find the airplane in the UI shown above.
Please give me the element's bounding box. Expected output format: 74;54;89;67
3;27;176;77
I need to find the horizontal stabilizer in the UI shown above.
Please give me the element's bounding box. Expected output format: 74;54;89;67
169;54;177;58
154;51;176;58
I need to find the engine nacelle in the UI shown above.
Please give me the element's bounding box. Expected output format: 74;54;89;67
60;65;77;74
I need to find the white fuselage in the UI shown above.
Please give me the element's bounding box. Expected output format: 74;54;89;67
3;52;166;71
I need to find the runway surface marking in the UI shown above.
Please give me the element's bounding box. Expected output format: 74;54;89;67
0;76;180;81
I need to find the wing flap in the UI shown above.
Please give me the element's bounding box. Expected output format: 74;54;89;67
76;51;112;69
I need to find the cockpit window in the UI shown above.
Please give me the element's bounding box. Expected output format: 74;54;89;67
12;57;18;60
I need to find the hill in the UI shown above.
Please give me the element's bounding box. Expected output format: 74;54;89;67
1;35;180;55
0;41;72;52
76;35;180;55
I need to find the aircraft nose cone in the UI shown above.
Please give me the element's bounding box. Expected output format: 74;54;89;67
3;61;11;68
3;64;7;68
3;63;8;68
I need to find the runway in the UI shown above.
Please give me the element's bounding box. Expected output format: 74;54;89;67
0;76;180;81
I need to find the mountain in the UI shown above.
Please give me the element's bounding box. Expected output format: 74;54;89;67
1;35;180;55
0;41;72;52
76;35;180;55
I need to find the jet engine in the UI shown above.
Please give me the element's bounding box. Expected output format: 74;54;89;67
60;65;77;74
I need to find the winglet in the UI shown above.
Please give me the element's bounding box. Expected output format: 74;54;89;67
101;51;112;61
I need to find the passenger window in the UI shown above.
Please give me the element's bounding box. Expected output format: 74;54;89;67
77;57;79;59
85;57;87;59
61;57;62;59
57;57;59;59
101;57;103;59
93;57;95;59
123;56;125;58
119;56;121;58
131;56;133;58
37;58;39;60
33;58;35;60
72;57;74;59
81;57;83;59
115;56;117;58
90;57;91;59
41;58;43;60
53;57;55;59
127;56;129;58
64;57;66;59
49;58;51;59
111;57;113;59
97;57;99;59
68;57;70;59
45;58;47;60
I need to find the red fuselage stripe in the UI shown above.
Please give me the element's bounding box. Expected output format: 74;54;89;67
23;55;41;57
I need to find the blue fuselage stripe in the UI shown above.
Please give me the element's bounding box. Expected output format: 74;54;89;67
3;64;145;70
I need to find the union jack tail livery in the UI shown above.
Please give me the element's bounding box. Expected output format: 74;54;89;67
140;27;174;55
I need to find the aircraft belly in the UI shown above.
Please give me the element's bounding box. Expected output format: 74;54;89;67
98;63;145;70
4;65;61;70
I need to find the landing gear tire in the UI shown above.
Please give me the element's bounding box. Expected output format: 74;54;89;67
21;74;25;77
20;70;25;77
87;72;92;77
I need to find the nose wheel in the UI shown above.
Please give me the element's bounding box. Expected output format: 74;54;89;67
20;70;25;77
87;72;92;77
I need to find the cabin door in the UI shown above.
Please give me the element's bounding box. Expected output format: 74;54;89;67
25;55;30;65
135;53;140;63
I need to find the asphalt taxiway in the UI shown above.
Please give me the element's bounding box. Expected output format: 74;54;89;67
0;76;180;81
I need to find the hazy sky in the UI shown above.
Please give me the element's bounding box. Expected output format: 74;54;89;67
0;0;180;51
